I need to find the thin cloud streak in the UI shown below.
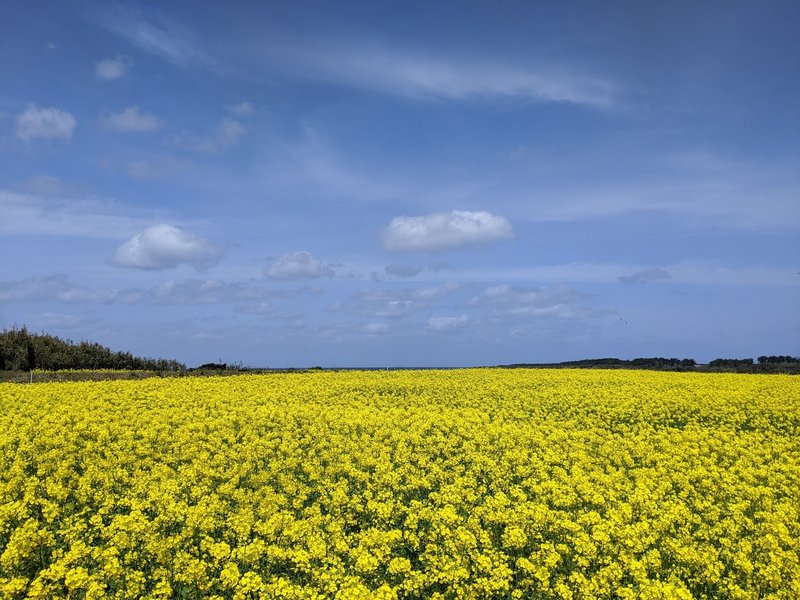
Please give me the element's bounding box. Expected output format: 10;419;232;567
97;4;222;72
0;190;155;239
0;274;317;305
258;41;617;107
454;263;798;287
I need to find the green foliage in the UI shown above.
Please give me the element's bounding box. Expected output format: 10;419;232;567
709;358;754;368
758;355;800;364
0;326;185;372
505;357;697;370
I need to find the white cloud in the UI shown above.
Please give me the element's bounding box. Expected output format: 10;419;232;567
16;105;76;141
274;129;398;201
173;117;245;152
102;106;164;132
124;161;158;179
30;313;90;329
385;264;422;278
216;118;245;145
619;268;673;284
382;210;514;252
98;5;215;70
264;251;334;280
20;175;70;195
235;302;275;315
470;284;607;320
427;315;471;332
0;275;116;303
362;322;389;335
0;190;152;238
118;156;195;179
226;102;255;116
412;282;459;300
361;298;413;319
110;224;224;270
264;43;616;107
509;155;800;230
117;278;285;304
349;283;459;319
0;274;318;306
95;56;131;80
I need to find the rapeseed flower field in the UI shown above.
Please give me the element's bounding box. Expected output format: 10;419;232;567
1;369;798;599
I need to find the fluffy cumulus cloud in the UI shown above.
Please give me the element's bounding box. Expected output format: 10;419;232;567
95;56;131;80
264;251;334;280
618;268;673;284
109;224;224;270
16;105;76;141
102;106;164;132
381;210;514;252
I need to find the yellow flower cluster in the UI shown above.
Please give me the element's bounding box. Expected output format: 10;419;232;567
1;369;798;598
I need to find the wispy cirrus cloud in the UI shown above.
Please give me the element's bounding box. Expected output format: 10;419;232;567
449;262;798;287
260;42;617;107
118;279;299;304
0;274;116;303
506;153;800;230
0;190;153;238
0;275;316;306
97;4;216;70
469;284;609;320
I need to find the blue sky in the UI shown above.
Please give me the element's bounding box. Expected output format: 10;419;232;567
1;1;798;367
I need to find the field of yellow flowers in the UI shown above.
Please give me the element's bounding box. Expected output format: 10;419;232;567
1;369;799;599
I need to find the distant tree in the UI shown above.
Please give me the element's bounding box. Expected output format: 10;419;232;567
709;358;754;368
0;326;185;371
197;363;228;371
758;355;799;364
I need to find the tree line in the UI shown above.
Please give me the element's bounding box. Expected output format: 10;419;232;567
503;355;800;373
0;327;185;372
1;326;797;374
